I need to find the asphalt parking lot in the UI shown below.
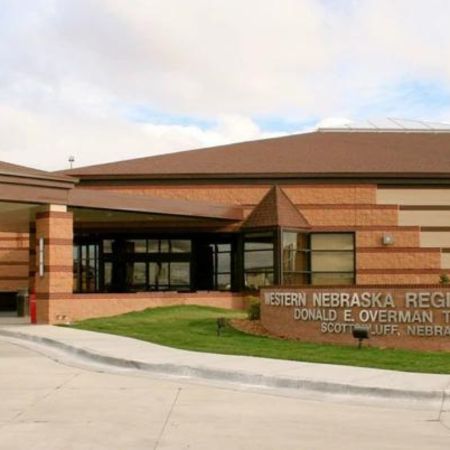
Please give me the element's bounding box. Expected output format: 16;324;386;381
0;340;449;450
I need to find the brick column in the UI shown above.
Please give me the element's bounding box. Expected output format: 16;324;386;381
28;222;36;293
34;205;73;324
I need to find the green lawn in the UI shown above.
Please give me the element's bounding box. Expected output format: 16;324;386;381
71;305;450;374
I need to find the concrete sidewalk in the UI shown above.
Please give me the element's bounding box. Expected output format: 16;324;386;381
0;325;449;410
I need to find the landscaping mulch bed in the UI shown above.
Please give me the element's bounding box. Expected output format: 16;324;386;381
229;318;273;338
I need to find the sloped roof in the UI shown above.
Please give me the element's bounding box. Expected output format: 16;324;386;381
59;130;450;180
0;160;76;205
241;186;310;229
0;160;75;184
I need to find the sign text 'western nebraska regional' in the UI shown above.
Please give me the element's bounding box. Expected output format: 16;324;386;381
263;291;450;337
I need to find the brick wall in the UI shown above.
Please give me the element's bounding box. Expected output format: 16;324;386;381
0;232;29;292
45;292;246;324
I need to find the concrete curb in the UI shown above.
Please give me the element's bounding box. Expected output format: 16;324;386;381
0;327;447;406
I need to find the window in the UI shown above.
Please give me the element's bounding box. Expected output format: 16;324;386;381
282;232;355;286
74;237;192;293
310;233;354;285
73;243;100;293
282;232;309;284
244;232;274;289
123;238;191;292
210;243;232;290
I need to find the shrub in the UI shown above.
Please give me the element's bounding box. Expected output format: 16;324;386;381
439;274;450;285
246;296;261;321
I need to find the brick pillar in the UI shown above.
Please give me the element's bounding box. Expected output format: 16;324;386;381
34;205;73;324
28;222;36;293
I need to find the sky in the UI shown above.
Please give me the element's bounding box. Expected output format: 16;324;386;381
1;0;450;171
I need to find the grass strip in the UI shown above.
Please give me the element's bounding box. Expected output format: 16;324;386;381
71;305;450;374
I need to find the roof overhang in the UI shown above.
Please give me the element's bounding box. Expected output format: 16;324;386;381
68;188;244;221
0;161;77;205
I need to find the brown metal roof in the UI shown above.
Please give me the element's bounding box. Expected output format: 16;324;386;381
242;186;310;229
0;160;75;184
68;188;244;221
59;131;450;180
0;160;76;205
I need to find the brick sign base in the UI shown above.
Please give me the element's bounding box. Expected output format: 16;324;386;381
260;287;450;352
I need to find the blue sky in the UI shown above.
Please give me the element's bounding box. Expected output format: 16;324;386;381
0;0;449;170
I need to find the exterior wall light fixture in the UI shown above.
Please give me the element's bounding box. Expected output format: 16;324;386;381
352;325;370;349
38;237;45;277
382;234;395;246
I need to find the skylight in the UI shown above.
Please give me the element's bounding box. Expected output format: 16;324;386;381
318;118;450;132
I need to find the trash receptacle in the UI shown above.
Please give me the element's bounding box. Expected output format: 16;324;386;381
16;290;29;317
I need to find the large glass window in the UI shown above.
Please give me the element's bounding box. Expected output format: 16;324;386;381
244;232;274;290
73;243;100;293
282;232;355;286
124;239;191;292
310;233;354;285
74;237;191;293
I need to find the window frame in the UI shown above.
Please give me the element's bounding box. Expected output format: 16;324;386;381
281;230;356;286
243;230;276;290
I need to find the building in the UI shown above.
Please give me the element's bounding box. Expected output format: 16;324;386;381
1;120;449;324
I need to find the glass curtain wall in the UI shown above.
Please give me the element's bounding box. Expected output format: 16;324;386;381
123;239;191;292
74;238;191;293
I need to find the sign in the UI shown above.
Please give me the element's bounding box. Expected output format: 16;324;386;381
260;288;450;351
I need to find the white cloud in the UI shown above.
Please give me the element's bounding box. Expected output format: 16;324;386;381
0;0;449;170
0;105;279;170
316;117;353;129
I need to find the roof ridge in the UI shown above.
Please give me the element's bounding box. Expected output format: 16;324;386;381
241;185;310;230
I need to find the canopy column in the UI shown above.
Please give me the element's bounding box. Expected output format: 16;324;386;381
34;205;73;323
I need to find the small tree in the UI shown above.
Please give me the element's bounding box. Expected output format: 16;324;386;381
439;274;450;285
246;297;261;321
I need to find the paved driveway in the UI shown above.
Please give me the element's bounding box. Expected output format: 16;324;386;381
0;340;449;450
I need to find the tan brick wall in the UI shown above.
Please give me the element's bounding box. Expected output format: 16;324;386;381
357;274;441;284
285;185;377;204
0;265;28;277
421;231;450;248
356;229;421;247
377;188;450;205
399;210;450;227
357;250;441;270
46;292;246;324
87;184;377;206
35;210;73;323
0;232;29;292
301;207;398;226
0;249;28;263
0;280;28;290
